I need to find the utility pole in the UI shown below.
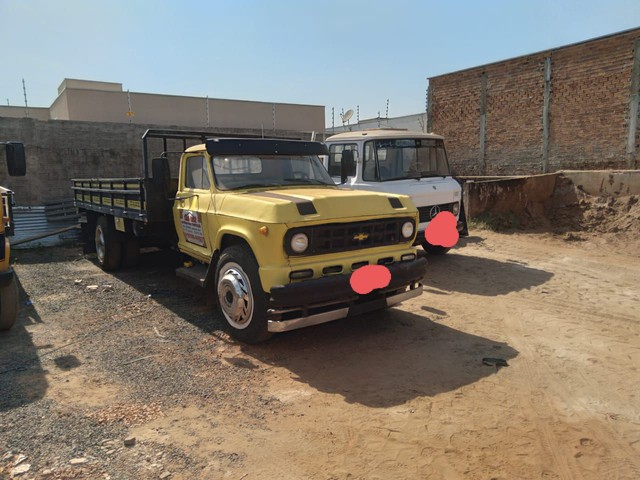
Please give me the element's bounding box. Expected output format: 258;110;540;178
206;95;210;128
126;89;134;123
272;103;276;131
22;79;29;117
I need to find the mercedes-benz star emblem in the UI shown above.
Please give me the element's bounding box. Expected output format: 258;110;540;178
429;205;441;219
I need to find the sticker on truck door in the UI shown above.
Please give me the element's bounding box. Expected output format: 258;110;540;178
180;210;206;247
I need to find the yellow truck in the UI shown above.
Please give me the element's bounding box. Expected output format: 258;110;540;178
0;142;26;331
73;130;427;343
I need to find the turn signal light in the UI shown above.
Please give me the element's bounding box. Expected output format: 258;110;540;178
289;269;314;280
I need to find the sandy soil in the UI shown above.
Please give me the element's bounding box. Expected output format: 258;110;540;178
2;230;640;479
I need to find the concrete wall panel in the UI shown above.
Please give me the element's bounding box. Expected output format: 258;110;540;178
0;117;309;206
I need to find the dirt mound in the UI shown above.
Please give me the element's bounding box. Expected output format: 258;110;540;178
471;176;640;238
546;176;640;235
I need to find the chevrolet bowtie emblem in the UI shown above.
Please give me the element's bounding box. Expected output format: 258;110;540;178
353;233;369;241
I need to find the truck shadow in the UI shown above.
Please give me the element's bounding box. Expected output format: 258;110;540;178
424;251;553;296
242;308;518;408
109;250;519;407
0;279;48;412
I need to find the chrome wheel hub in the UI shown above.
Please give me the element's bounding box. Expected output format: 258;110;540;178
218;263;253;329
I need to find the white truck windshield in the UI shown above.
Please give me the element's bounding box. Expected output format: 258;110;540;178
363;138;451;181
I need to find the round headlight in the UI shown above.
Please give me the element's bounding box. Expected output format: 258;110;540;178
452;202;460;216
401;221;414;238
290;233;309;253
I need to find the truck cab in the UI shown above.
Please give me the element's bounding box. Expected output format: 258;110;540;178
324;129;463;254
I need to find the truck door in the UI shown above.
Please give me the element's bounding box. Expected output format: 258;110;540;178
174;154;216;262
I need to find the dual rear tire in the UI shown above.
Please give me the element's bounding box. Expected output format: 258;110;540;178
94;216;139;271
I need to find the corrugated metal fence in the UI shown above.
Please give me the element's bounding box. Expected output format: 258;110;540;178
12;199;80;249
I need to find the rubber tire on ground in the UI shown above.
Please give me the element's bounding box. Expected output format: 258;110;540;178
420;240;451;255
215;245;272;344
0;276;19;331
122;238;140;268
95;216;122;271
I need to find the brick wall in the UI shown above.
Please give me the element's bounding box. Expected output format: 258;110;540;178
0;117;307;206
429;69;482;174
429;28;640;175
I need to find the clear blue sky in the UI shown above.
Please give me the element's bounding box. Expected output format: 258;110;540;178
1;0;639;126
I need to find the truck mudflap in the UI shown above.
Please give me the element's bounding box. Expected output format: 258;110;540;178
267;257;427;333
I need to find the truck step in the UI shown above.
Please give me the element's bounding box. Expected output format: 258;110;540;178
175;264;207;287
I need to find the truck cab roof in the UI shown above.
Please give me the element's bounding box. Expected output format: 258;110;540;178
326;129;444;142
183;138;329;157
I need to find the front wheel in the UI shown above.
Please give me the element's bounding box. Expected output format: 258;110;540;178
215;245;272;344
0;276;19;331
420;240;450;255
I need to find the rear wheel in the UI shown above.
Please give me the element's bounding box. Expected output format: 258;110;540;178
215;245;272;344
0;276;19;331
95;217;122;271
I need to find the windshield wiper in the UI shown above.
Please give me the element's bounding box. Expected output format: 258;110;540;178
420;173;449;178
234;183;281;190
282;178;330;185
383;176;419;182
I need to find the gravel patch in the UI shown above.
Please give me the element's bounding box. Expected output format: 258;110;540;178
1;245;276;479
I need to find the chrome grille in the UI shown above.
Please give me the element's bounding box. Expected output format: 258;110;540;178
417;202;456;223
285;217;414;256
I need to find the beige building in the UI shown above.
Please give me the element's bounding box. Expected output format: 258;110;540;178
0;105;50;121
325;112;428;135
0;78;325;133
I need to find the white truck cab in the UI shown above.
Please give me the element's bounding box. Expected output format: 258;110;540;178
324;129;463;254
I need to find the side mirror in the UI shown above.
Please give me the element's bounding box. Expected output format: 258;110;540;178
340;150;356;184
4;142;26;177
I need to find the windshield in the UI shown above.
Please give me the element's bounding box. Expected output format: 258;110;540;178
363;138;451;181
212;154;335;190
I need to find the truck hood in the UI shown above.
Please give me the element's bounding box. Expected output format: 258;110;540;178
345;176;461;208
217;187;415;224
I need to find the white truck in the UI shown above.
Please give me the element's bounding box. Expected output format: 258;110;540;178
324;129;464;254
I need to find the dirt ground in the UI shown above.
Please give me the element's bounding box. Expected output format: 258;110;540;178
1;228;639;479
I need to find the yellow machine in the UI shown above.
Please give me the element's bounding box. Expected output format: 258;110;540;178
74;130;427;343
0;142;26;330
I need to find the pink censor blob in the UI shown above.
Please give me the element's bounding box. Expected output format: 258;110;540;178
350;265;391;295
425;211;459;248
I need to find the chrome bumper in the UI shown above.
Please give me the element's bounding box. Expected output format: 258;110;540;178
267;284;423;333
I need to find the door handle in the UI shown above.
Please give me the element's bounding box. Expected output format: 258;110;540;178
171;193;198;201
